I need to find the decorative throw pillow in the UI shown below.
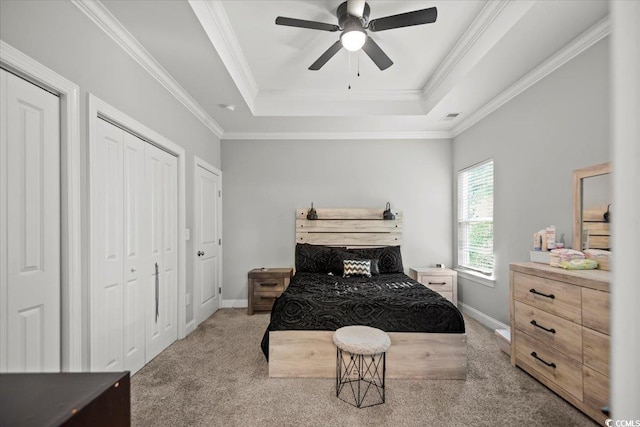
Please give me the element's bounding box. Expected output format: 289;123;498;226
295;244;345;273
377;245;404;273
368;259;380;275
343;259;371;278
328;248;365;276
345;246;404;274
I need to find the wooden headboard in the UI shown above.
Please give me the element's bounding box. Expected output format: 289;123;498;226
295;208;402;247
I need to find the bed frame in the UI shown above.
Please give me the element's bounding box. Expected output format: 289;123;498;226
268;208;467;379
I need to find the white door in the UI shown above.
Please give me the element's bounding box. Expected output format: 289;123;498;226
194;164;221;325
0;69;60;372
92;118;125;371
92;119;178;371
122;131;147;373
145;143;178;363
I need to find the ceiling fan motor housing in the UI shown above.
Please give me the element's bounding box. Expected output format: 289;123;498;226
337;1;370;28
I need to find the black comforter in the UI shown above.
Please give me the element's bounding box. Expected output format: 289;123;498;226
260;272;465;359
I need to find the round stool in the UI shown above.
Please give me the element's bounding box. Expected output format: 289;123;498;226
333;326;391;408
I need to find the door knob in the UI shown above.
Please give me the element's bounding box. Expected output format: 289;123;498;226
197;251;204;257
131;267;136;272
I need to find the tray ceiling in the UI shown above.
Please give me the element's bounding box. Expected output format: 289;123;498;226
98;0;609;138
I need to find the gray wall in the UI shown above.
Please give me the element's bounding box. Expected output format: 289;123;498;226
0;1;221;343
453;39;610;324
221;139;453;302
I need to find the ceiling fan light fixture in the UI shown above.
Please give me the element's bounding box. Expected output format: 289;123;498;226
340;29;366;51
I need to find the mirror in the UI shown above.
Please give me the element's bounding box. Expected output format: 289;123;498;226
572;162;611;250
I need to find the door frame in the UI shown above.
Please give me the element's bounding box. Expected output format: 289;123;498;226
191;156;222;331
88;94;188;368
0;41;82;372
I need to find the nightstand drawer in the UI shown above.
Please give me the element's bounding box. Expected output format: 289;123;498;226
409;268;458;307
421;275;452;291
253;278;285;293
253;292;280;311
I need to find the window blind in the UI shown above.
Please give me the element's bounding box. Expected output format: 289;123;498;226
458;159;494;275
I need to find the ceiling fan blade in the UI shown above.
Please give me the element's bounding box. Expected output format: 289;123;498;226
309;41;343;70
275;17;340;32
347;0;366;18
362;36;393;70
368;7;437;32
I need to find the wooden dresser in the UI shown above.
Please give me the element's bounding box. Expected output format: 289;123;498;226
409;267;458;306
510;262;610;425
248;268;293;315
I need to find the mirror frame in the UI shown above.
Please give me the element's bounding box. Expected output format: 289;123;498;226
572;161;611;250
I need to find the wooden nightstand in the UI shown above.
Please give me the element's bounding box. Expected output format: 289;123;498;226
248;268;293;315
409;267;458;307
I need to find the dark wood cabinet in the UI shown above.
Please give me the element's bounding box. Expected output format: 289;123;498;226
0;372;130;427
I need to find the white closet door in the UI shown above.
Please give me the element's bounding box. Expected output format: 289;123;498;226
145;144;178;362
0;69;60;373
92;118;124;371
194;164;221;325
122;131;147;373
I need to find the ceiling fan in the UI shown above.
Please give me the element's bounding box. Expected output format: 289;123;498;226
275;0;438;71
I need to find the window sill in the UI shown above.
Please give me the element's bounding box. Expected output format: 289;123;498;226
455;268;496;288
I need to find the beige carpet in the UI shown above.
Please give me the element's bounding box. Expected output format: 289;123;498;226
131;309;596;427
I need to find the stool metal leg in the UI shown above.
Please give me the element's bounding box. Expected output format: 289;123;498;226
335;349;386;408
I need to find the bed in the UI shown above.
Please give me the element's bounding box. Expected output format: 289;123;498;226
263;208;468;379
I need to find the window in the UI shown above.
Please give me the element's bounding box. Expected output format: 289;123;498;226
457;159;494;276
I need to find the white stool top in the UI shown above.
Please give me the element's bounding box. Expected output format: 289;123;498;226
333;326;391;355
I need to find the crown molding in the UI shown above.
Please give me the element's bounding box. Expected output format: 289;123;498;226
257;89;423;103
222;130;453;141
452;16;611;138
188;0;258;113
71;0;224;138
422;0;511;99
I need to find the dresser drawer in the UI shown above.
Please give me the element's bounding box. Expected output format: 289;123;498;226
583;365;609;412
515;330;583;401
513;272;582;323
582;288;609;334
514;301;582;361
253;278;285;293
583;327;609;376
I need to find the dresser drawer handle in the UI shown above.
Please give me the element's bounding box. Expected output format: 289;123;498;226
428;282;447;285
530;351;556;368
259;282;278;287
260;296;275;300
529;288;555;299
530;320;556;334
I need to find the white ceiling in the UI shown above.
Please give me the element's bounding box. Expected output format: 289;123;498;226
100;0;609;138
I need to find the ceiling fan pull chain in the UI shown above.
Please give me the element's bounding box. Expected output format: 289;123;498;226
357;51;360;77
348;51;352;90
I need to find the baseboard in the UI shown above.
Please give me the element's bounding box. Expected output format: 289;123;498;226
185;319;196;336
221;299;248;308
459;302;509;331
